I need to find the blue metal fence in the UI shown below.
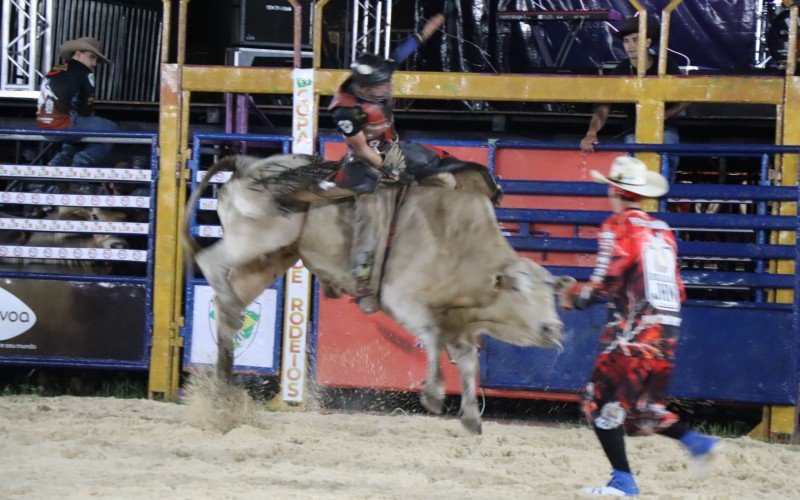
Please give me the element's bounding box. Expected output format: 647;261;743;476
485;140;800;405
181;133;293;374
0;128;158;370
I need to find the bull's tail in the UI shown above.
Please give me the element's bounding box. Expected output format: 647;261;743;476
182;156;241;262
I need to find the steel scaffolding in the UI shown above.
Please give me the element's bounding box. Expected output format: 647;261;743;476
350;0;393;63
1;0;52;98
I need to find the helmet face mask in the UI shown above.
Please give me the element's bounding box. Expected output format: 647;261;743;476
353;82;392;102
350;53;394;100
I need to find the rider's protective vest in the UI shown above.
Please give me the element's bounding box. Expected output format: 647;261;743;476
329;79;397;154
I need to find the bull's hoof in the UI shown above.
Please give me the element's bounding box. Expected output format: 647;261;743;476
356;295;380;314
420;392;445;415
461;416;483;435
321;283;342;299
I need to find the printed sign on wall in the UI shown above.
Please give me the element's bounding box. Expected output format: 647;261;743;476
280;261;312;402
0;280;146;361
291;68;315;155
189;285;279;370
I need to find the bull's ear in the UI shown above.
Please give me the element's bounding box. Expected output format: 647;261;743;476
494;259;533;292
212;156;240;171
493;270;521;292
69;208;90;220
234;155;266;170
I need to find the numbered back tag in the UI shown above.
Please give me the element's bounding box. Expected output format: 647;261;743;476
643;236;681;312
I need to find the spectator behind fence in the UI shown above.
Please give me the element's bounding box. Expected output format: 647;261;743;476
36;37;118;171
579;17;689;181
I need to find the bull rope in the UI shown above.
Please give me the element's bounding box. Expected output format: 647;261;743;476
376;182;410;302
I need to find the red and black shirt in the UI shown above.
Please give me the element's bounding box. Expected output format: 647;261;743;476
588;208;685;358
329;79;397;153
36;59;95;129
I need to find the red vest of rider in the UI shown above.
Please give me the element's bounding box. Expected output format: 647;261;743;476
329;81;397;148
590;209;686;321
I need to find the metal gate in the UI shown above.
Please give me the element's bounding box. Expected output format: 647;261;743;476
181;133;293;374
0;128;158;369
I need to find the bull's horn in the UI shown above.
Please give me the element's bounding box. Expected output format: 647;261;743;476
554;276;577;292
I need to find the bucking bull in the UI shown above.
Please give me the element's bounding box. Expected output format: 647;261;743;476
183;143;568;434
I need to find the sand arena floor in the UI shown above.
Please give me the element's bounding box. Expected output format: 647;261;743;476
1;391;799;499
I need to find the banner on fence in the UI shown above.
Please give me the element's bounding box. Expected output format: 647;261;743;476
280;261;311;402
291;68;315;155
281;68;315;402
0;280;145;360
189;285;279;369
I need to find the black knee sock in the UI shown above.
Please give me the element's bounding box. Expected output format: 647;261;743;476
658;420;689;440
593;425;631;473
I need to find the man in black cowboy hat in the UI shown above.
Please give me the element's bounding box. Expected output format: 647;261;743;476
580;17;689;181
36;36;118;170
320;13;445;314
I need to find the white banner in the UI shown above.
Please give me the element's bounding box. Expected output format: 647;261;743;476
196;225;223;238
0;192;149;208
0;245;147;262
199;198;217;211
195;171;232;184
280;260;312;402
189;285;279;370
0;165;151;181
280;68;315;402
291;68;315;155
0;217;148;235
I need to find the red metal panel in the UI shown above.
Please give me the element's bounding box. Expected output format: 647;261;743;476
434;145;489;163
497;149;616;266
482;388;581;402
322;141;347;160
315;297;463;393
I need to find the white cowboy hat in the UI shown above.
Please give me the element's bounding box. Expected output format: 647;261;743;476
59;37;110;64
590;156;669;198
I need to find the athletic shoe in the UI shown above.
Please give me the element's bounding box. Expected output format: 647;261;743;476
680;431;723;478
583;469;640;496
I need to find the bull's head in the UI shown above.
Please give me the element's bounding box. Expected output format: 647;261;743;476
484;258;566;349
55;208;129;250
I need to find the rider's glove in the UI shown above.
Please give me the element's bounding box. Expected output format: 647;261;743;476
380;142;407;181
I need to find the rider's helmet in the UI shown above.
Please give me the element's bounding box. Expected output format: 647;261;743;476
350;53;394;102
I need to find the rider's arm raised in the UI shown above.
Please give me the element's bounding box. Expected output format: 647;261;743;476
390;13;445;64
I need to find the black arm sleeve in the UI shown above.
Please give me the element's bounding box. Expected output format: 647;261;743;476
75;71;95;116
331;106;364;137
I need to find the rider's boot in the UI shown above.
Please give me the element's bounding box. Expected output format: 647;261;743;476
350;193;380;314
